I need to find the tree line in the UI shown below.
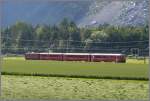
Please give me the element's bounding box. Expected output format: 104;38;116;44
1;18;149;55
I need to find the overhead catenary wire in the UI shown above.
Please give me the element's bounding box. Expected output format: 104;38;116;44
1;36;149;50
1;36;149;56
1;36;149;44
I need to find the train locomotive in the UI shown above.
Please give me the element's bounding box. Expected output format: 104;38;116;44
25;52;126;63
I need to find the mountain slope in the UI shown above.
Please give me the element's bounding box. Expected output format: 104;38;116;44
1;0;148;28
78;0;149;27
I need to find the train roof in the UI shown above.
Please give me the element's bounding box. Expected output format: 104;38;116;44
91;53;124;56
26;52;124;56
64;53;124;56
39;53;63;55
64;53;90;55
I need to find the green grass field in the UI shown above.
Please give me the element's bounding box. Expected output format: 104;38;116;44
2;57;149;80
1;57;149;100
1;75;148;100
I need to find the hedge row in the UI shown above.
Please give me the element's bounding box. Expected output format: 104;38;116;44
1;72;148;81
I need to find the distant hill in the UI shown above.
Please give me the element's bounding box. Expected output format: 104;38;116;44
78;0;149;27
1;0;148;28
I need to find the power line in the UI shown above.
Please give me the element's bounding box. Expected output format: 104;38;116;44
1;36;149;44
1;47;148;51
1;43;148;49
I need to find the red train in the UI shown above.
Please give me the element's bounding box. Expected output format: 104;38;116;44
25;52;126;63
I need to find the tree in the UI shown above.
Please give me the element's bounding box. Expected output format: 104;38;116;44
1;27;12;53
7;21;35;53
90;30;108;42
80;28;91;41
84;38;93;49
59;18;70;40
34;25;51;51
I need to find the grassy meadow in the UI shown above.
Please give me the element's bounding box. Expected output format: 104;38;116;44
1;57;149;100
1;75;149;100
1;57;149;80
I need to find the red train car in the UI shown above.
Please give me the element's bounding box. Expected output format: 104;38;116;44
39;53;63;61
91;53;126;63
25;52;40;60
63;53;90;62
25;52;126;63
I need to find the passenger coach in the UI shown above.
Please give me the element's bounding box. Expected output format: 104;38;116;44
63;53;90;62
25;52;126;63
40;53;63;61
91;53;126;63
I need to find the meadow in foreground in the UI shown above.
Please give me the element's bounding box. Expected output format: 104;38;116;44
1;75;148;100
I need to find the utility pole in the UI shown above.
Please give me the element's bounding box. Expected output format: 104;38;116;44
66;39;69;53
67;32;71;53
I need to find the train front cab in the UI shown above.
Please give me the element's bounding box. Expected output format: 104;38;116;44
91;53;126;63
116;55;126;63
